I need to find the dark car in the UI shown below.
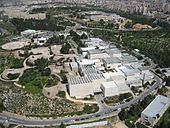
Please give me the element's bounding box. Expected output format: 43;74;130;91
96;114;100;117
81;118;85;120
75;118;80;121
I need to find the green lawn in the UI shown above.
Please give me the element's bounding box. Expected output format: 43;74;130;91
7;55;24;68
18;68;59;94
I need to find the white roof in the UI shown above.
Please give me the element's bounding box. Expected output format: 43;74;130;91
118;65;140;76
88;49;103;54
111;76;130;92
122;55;138;63
78;59;100;65
67;121;108;128
111;75;125;82
103;57;121;64
77;30;87;36
101;81;118;88
134;49;140;52
142;95;170;118
68;74;103;85
22;29;36;33
105;48;121;55
59;32;70;37
102;70;125;79
138;66;149;71
38;37;47;41
84;11;103;15
89;37;103;42
117;84;130;93
70;62;78;68
81;47;96;52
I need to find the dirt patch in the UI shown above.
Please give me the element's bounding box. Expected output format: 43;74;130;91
43;84;63;99
1;6;46;20
51;45;62;55
133;23;152;30
2;39;30;50
29;47;50;55
113;121;128;128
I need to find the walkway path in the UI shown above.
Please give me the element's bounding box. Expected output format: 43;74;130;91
0;57;34;82
65;91;97;104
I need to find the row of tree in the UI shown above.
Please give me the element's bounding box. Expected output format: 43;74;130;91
118;95;155;127
70;30;87;48
11;18;66;32
46;35;65;45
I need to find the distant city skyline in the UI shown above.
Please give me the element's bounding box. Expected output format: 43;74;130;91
1;0;170;20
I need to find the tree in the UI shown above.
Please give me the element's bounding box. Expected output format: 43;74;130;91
83;105;94;114
118;109;126;120
7;73;20;80
119;93;132;101
31;38;34;43
59;70;68;83
59;122;66;128
11;18;66;32
157;86;168;95
59;35;65;40
131;86;138;93
69;30;77;36
56;91;66;98
165;76;170;86
155;69;162;74
60;42;71;54
35;58;49;72
46;35;65;45
99;19;104;24
42;68;51;76
124;21;133;28
81;33;88;39
0;100;5;112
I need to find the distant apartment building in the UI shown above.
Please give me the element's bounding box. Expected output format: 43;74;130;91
141;95;170;127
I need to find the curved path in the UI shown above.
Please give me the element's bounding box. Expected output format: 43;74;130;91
0;72;163;127
0;57;34;82
65;91;97;104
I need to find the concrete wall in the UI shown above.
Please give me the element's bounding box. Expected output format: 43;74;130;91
141;101;170;127
103;62;121;70
101;84;119;97
112;53;121;58
141;113;156;126
69;79;104;98
88;53;110;59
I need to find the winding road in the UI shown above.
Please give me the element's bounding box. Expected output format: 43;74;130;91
0;14;164;127
0;72;163;127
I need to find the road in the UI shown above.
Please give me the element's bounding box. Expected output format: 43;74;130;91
0;72;163;127
0;17;163;127
64;15;162;33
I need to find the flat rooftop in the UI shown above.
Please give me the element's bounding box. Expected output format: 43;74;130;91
68;65;104;85
70;62;78;69
103;57;121;64
105;48;121;55
118;65;140;76
68;74;103;85
138;66;149;71
80;65;100;76
122;55;138;63
101;81;117;88
88;49;103;55
142;95;170;118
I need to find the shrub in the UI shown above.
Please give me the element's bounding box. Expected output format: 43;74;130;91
7;73;20;80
